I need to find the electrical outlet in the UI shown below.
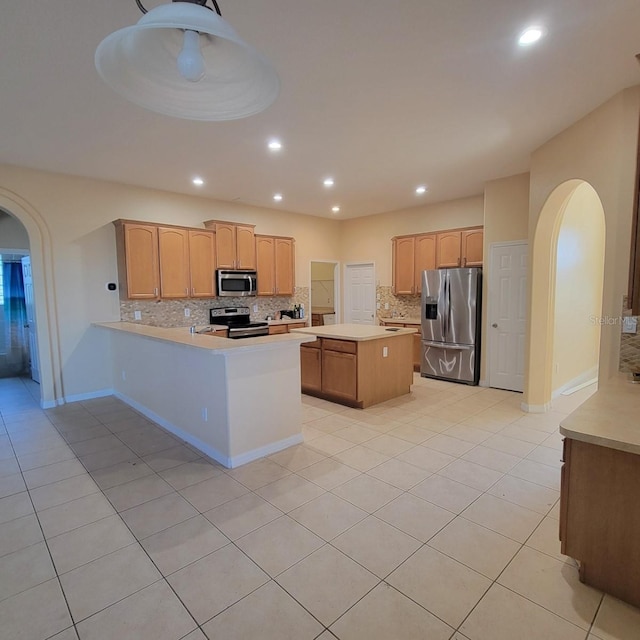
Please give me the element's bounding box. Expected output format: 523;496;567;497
201;408;208;422
184;308;191;317
384;303;389;310
134;311;142;321
253;304;258;313
376;302;380;310
121;370;126;381
376;293;381;300
382;346;388;358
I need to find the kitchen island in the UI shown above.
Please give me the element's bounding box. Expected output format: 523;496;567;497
559;375;640;608
291;323;415;408
94;322;315;468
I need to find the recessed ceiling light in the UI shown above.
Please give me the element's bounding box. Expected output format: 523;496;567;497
192;176;204;186
415;185;427;195
273;193;283;202
268;139;282;151
518;26;544;46
331;206;340;213
323;178;335;188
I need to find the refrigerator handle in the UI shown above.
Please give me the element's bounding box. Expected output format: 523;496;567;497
446;271;451;340
442;272;448;338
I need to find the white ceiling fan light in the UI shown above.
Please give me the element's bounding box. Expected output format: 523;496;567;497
95;0;280;121
518;26;545;46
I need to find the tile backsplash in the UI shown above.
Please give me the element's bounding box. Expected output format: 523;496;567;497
620;296;640;373
120;287;310;327
376;286;421;320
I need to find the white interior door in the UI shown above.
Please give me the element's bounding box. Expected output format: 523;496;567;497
345;263;375;324
488;242;527;392
21;256;40;383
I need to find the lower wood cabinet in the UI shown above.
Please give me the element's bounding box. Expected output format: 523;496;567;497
321;342;358;403
300;340;321;393
560;437;640;608
268;322;307;335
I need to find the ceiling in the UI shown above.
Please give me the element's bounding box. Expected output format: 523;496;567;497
1;1;639;219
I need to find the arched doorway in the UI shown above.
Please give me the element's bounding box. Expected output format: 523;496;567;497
0;190;62;407
524;180;606;411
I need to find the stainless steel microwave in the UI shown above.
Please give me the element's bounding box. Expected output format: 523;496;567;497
216;269;258;297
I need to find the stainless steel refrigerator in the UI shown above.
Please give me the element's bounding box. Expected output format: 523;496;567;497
421;267;482;385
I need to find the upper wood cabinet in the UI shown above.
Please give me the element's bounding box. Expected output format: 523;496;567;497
392;233;437;295
414;234;437;293
204;220;256;270
256;234;295;296
114;220;216;300
188;229;216;298
436;227;484;269
461;229;484;267
158;226;190;298
115;222;160;299
392;236;415;295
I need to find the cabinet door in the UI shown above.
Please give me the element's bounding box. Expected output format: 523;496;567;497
235;224;256;269
393;237;415;295
188;230;216;297
414;234;436;294
256;236;275;295
436;231;462;268
322;349;358;401
274;237;295;295
123;223;160;299
158;227;190;298
214;223;236;269
301;346;322;392
461;229;484;267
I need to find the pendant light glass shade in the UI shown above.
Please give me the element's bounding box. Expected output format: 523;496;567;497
95;3;279;121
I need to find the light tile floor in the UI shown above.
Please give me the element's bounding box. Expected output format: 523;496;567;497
1;375;640;639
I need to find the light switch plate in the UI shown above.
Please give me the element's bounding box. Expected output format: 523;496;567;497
623;316;637;334
134;311;141;321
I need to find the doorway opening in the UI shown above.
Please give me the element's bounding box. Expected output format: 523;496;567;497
524;180;605;411
310;261;339;326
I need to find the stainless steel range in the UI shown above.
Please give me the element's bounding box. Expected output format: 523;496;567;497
210;307;269;339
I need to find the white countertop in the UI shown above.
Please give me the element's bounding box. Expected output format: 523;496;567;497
94;322;314;352
559;375;640;455
290;323;417;341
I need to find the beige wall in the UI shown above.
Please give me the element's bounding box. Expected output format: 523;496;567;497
552;183;605;392
526;86;640;408
481;173;530;382
340;196;484;285
0;164;341;404
0;211;29;249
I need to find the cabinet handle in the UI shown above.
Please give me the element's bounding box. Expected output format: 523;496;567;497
192;288;195;296
154;287;158;296
457;257;461;266
186;288;189;295
462;257;467;267
237;258;241;267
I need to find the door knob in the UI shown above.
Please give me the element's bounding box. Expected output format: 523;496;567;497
492;323;498;328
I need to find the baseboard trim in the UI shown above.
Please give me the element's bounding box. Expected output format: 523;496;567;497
520;402;551;413
113;391;302;468
63;388;114;404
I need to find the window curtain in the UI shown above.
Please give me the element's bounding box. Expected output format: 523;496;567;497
1;262;28;377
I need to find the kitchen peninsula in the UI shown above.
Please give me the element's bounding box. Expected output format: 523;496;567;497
292;324;415;408
559;376;640;608
95;322;315;468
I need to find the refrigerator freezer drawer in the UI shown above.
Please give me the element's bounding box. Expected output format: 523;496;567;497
420;341;479;385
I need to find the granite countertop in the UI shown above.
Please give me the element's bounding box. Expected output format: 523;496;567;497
94;322;315;352
290;323;417;342
559;375;640;455
378;316;421;325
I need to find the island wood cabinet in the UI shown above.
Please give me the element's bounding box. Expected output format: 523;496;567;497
379;321;421;371
256;235;295;296
204;220;256;270
392;226;482;295
300;333;413;408
560;437;640;608
114;220;215;300
436;228;484;268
